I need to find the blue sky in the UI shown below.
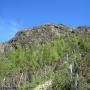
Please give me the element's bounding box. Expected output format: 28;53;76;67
0;0;90;42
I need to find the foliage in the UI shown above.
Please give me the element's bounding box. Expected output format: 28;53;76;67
52;63;74;90
52;62;87;90
0;33;90;89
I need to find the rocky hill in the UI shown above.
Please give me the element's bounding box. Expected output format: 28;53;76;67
0;24;90;90
0;24;71;52
0;24;90;53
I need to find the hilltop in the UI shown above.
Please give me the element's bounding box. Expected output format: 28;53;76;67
0;24;90;53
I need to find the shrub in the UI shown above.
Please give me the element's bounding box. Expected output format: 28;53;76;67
52;62;87;90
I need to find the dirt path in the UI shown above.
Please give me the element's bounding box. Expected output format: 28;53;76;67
33;80;52;90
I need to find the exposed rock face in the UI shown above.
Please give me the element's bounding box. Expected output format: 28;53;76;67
0;43;5;53
0;43;13;53
0;24;90;53
9;24;71;46
0;24;71;52
75;26;90;34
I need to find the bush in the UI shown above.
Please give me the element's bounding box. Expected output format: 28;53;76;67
52;62;87;90
52;63;74;90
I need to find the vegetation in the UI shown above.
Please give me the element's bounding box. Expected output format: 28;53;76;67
0;30;90;90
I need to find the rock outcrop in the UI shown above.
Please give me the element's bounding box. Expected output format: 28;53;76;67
0;24;90;53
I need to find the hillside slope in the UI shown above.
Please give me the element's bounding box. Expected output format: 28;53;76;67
0;24;90;90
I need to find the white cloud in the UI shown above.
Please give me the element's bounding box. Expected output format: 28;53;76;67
0;17;22;41
10;20;20;27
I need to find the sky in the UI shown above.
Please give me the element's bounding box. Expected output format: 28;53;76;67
0;0;90;42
